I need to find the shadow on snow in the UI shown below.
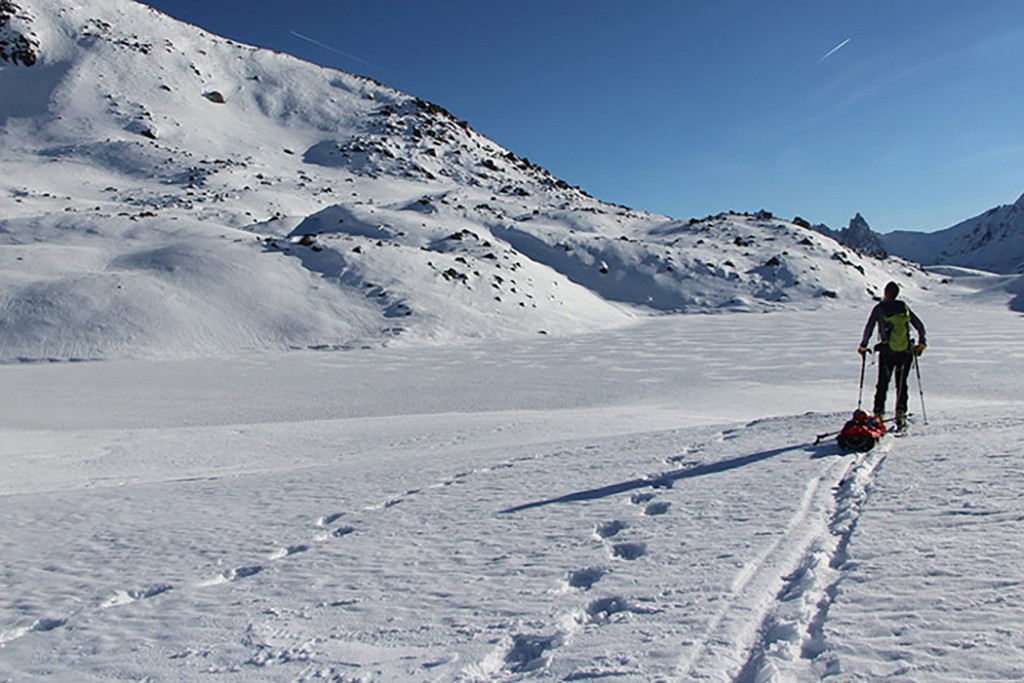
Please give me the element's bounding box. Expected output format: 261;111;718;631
500;442;830;515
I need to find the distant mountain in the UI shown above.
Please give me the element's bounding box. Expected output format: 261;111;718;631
882;194;1024;274
0;0;936;361
812;194;1024;275
812;213;888;259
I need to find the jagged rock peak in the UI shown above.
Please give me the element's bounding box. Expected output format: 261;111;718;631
847;213;871;233
820;213;888;259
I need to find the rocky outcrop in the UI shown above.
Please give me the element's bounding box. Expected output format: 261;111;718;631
0;1;40;66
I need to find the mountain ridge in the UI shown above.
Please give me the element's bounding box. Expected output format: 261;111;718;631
0;0;938;362
882;194;1024;274
816;197;1024;275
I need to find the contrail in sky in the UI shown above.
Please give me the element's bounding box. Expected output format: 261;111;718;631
290;30;389;73
817;38;851;64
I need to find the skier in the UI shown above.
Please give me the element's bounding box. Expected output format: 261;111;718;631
858;281;926;431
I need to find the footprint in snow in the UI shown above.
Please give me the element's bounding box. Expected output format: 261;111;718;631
630;492;656;505
225;565;263;580
566;567;605;591
586;596;658;623
317;513;345;527
0;618;66;645
101;584;173;608
665;445;700;464
269;544;309;560
200;565;265;586
644;501;672;516
595;520;628;539
364;496;405;511
128;584;173;599
422;654;460;670
586;596;633;623
31;618;66;633
611;542;647;561
504;633;563;674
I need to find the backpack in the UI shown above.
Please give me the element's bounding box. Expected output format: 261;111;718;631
882;305;911;353
837;410;887;451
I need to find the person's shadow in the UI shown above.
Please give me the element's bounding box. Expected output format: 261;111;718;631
500;442;838;515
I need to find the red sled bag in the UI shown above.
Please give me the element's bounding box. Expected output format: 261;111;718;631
837;410;887;452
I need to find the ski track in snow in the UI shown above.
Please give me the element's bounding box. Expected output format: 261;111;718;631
732;445;890;682
0;415;918;680
1;0;1022;673
676;455;829;679
2;408;1020;681
2;295;1023;682
0;418;796;678
462;419;867;681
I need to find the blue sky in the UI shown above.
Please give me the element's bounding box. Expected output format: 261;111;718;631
140;1;1024;233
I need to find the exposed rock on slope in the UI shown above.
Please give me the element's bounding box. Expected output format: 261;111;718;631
0;0;938;361
0;1;40;66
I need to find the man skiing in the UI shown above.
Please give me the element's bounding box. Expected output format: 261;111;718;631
858;281;926;431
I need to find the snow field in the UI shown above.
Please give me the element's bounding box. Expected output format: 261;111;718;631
1;295;1022;681
3;1;1023;679
823;412;1024;681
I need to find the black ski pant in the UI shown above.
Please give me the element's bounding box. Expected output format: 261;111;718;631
873;349;913;417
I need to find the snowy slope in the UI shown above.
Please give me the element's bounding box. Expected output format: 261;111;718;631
882;193;1024;274
3;3;1022;681
1;284;1022;681
1;0;938;361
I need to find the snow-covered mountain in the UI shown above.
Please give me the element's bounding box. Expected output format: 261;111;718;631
816;195;1024;275
882;193;1024;274
0;0;934;361
4;5;1024;681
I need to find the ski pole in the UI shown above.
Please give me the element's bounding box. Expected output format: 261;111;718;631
857;351;867;411
913;350;928;425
